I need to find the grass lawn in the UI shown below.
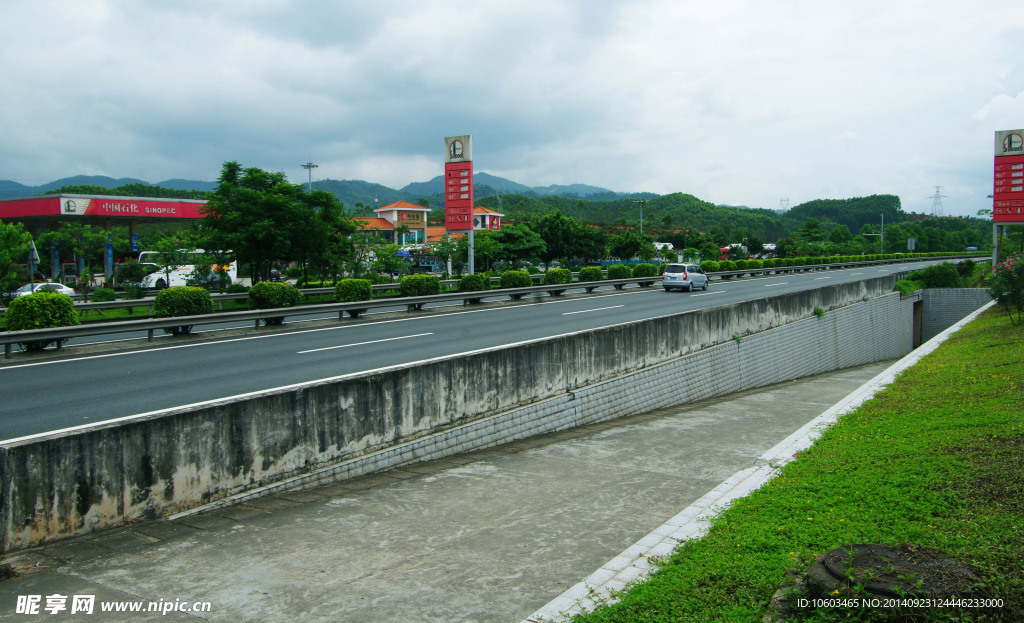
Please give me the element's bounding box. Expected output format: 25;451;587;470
568;307;1023;622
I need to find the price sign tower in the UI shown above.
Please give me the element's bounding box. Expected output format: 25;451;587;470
993;129;1024;265
444;135;475;272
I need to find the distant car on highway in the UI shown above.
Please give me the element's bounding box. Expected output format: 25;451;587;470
662;263;709;292
9;282;77;298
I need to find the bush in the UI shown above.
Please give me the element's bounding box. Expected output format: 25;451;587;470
989;254;1024;325
577;266;603;282
908;262;959;289
894;279;924;295
458;274;490;292
115;260;147;295
91;287;116;302
956;259;977;278
631;263;658;278
152;286;213;335
718;260;736;276
761;259;775;269
5;291;80;351
248;281;303;326
499;270;533;289
399;274;441;297
733;259;748;271
606;264;631;280
543;268;573;285
700;260;720;273
225;282;249;294
335;279;372;302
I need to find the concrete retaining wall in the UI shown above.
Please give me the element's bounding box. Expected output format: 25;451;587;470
0;280;988;552
922;289;995;342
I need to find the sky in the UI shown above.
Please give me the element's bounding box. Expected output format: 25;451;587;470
2;0;1023;218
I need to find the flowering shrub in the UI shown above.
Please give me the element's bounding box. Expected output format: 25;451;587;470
989;255;1024;324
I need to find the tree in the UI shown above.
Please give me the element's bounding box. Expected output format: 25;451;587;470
608;231;650;260
571;222;608;265
147;233;198;289
201;161;354;283
527;212;573;266
828;226;852;244
489;224;546;267
431;234;459;278
797;218;826;243
775;237;798;258
38;222;110;277
0;221;32;300
372;244;409;278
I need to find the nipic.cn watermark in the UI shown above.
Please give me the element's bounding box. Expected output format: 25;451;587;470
14;594;212;616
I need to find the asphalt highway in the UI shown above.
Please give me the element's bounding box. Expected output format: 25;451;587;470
0;262;935;441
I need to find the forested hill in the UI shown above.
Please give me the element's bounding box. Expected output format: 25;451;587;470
785;195;904;232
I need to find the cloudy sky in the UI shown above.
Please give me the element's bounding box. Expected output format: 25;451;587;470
2;0;1022;217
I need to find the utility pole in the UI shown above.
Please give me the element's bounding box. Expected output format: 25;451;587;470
301;161;318;192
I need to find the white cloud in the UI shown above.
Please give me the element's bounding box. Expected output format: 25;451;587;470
1;0;1023;216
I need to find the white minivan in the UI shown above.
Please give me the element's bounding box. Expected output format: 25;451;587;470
662;263;709;292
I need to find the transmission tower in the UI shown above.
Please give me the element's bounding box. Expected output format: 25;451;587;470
928;186;947;217
780;198;790;211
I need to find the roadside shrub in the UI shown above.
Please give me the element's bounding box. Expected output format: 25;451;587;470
335;279;372;302
5;291;80;351
578;266;603;282
225;282;249;294
152;286;213;335
733;259;748;271
700;260;719;273
746;259;763;272
91;287;116;302
400;274;441;297
956;259;977;278
761;259;775;269
718;260;736;276
248;281;302;326
894;279;924;295
499;270;533;289
458;273;490;292
989;254;1024;325
542;268;573;285
631;263;658;278
606;264;631;280
908;262;959;289
115;260;147;298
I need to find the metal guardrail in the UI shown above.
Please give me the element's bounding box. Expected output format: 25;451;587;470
0;254;985;359
0;275;661;359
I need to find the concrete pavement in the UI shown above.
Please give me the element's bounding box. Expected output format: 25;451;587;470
0;361;894;622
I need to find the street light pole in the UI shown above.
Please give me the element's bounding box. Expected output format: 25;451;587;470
301;162;318;192
633;199;645;235
862;214;885;254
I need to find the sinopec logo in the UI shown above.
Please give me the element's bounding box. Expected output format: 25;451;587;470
448;139;464;160
1003;133;1023;153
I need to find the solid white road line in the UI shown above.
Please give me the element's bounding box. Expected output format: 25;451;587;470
562;305;624;316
